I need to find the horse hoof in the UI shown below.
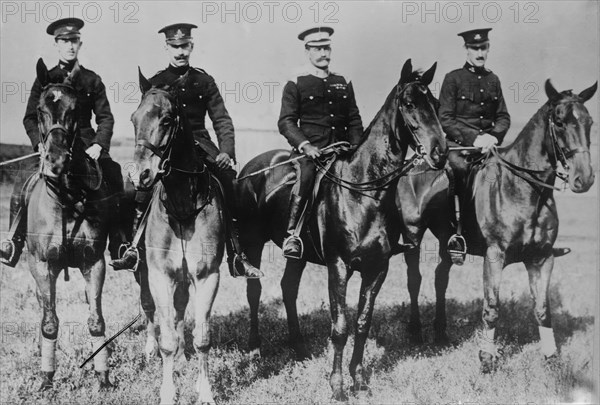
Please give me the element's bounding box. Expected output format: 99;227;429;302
96;371;114;390
434;332;451;346
39;371;54;391
479;350;497;374
291;342;312;361
407;325;424;345
331;389;348;402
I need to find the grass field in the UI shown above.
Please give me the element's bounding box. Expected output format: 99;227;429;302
0;142;598;404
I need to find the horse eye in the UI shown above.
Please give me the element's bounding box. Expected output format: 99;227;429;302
405;103;415;110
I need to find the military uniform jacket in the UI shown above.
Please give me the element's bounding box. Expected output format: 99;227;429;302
23;62;114;152
278;71;363;150
149;64;235;161
438;63;510;146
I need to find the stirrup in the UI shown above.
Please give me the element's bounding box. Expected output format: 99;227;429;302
0;239;16;266
447;234;467;266
283;235;304;260
111;243;140;273
229;253;264;279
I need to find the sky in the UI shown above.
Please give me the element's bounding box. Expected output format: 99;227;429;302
1;0;598;158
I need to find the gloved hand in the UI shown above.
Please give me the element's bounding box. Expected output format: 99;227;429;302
301;144;322;159
85;144;103;160
473;133;498;153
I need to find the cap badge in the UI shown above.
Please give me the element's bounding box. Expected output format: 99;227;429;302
474;34;481;40
174;29;184;39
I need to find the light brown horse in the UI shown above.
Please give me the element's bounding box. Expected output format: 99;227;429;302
236;60;448;400
130;71;224;404
26;59;114;389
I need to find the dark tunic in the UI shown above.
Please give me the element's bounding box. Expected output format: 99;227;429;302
23;62;114;152
438;62;510;146
278;72;363;150
149;64;235;161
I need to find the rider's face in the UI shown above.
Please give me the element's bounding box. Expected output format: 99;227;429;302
305;45;331;70
466;43;489;67
55;38;82;63
166;42;194;67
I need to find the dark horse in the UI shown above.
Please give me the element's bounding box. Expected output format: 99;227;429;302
131;70;225;404
26;59;114;388
396;79;597;372
236;60;448;400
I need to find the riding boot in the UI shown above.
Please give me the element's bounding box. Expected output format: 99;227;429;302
0;191;26;268
226;216;264;279
102;159;128;261
282;194;305;260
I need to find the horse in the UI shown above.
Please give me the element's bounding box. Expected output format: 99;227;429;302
25;59;114;389
236;59;448;400
396;79;597;372
130;70;225;405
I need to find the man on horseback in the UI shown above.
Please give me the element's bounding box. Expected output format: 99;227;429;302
439;28;569;263
110;23;262;278
0;18;126;267
278;27;364;259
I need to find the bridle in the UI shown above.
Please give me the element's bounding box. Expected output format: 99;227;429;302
133;89;205;191
37;83;79;169
314;80;439;197
486;100;591;191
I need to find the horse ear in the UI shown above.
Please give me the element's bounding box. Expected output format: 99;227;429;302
399;59;413;85
36;58;50;87
578;81;597;103
139;67;152;94
545;79;561;101
64;61;81;86
421;62;437;86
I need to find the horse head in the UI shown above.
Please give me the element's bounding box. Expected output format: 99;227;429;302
36;58;79;178
545;79;597;193
130;68;183;190
396;59;448;169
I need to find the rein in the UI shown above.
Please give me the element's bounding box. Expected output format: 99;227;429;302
313;82;433;196
480;113;584;192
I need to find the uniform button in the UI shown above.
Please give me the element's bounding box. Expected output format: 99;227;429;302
199;95;202;99
181;88;186;92
480;102;484;105
479;129;483;133
480;116;483;119
323;79;327;82
480;89;484;93
461;96;465;99
343;95;347;99
329;101;333;105
183;103;187;107
331;126;336;130
478;76;482;79
309;96;314;100
327;90;331;93
330;114;334;117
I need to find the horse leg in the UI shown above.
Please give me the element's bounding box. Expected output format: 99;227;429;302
31;260;59;391
480;246;505;373
281;258;310;360
525;255;557;358
173;279;190;363
433;240;453;345
135;263;158;361
245;244;263;356
349;264;388;393
327;257;351;401
82;258;111;389
405;248;423;344
192;261;220;405
149;270;179;405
